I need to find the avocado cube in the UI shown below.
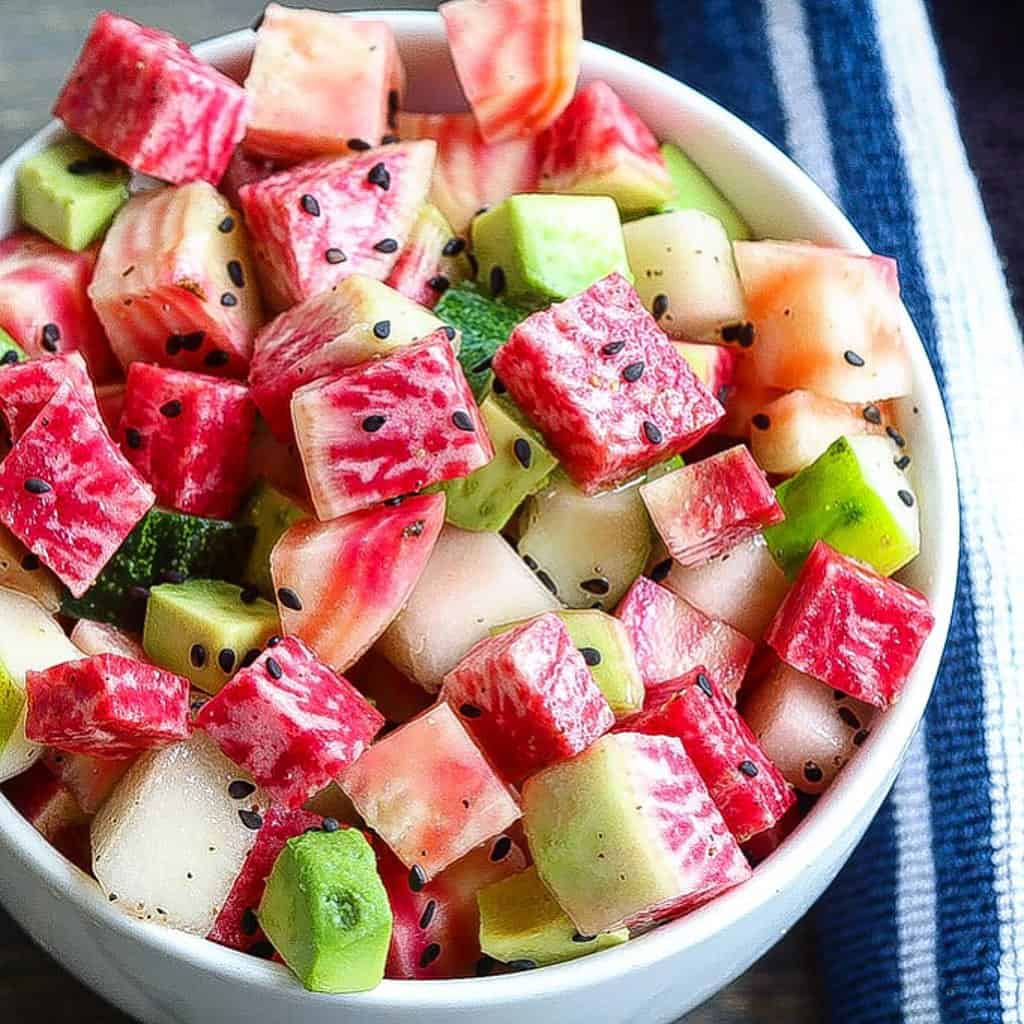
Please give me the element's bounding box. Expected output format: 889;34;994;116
240;481;309;598
259;828;392;993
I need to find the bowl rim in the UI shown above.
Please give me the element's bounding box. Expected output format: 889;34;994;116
0;9;960;1011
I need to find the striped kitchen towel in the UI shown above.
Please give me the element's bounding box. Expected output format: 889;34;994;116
635;0;1024;1020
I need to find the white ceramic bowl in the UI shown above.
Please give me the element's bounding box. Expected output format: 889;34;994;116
0;11;958;1024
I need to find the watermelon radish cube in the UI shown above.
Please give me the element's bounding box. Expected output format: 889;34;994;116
385;202;472;308
207;805;323;953
0;382;155;598
478;865;628;968
0;351;100;443
740;658;875;795
538;81;673;217
0;230;118;383
764;434;920;579
673;341;739;407
25;654;190;759
396;112;541;235
662;532;790;642
615;576;754;701
270;493;445;672
340;702;521;881
53;12;249;185
620;667;795;842
523;732;750;935
89;183;264;377
239;141;436;311
493;273;723;494
118;363;256;520
640;445;783;568
376;831;527;979
91;731;270;934
377;526;560;692
197;635;383;808
441;0;582;143
441;613;615;783
250;275;445;444
2;761;91;869
292;332;493;519
0;523;63;615
244;6;404;162
767;541;933;708
734;240;912;402
40;746;135;815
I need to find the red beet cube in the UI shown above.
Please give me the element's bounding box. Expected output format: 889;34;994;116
0;231;118;383
196;636;384;809
239;141;435;310
117;363;255;519
25;654;190;759
492;273;723;493
765;541;934;708
615;576;754;701
0;382;155;597
0;352;100;443
441;613;615;783
641;445;784;567
292;332;493;519
207;805;323;952
53;12;249;185
620;667;795;842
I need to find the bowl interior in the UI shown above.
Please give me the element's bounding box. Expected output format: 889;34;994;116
0;9;959;1011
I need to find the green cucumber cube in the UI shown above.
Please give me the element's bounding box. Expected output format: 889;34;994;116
240;481;309;598
657;142;751;241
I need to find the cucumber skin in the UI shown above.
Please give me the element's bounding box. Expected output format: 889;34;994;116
62;508;255;630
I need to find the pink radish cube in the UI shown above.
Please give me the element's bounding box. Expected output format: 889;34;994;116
2;762;91;869
441;613;615;784
766;541;934;708
0;352;100;443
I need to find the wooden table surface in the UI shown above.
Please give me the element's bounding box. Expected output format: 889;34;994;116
0;2;823;1020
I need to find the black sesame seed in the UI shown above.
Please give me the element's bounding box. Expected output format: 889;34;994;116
472;356;493;374
24;477;51;495
124;427;143;450
229;780;256;800
522;554;538;571
373;320;391;340
895;454;911;470
475;955;496;977
387;89;399;129
239;809;263;830
325;247;347;264
580;577;610;595
362;414;386;433
419;900;437;930
240;584;260;604
843;349;865;367
853;729;870;747
241;649;261;669
300;194;321;216
803;762;824;784
20;553;40;571
443;325;457;342
227;260;245;288
248;940;275;960
0;350;19;366
374;238;399;253
650;558;672;583
384;496;406;506
652;294;669;319
833;689;846;701
266;657;283;680
181;330;205;351
218;216;235;233
862;404;882;425
459;703;482;718
491;835;513;862
508;959;537;972
442;237;466;257
837;706;861;729
241;907;260;936
108;893;118;902
513;437;533;468
898;489;915;507
277;587;303;611
738;760;759;778
643;421;663;445
218;648;237;674
489;265;506;297
409;864;427;892
887;426;907;447
347;138;371;151
752;413;771;431
572;932;596;943
452;410;475;432
536;569;558;595
367;162;391;190
267;635;282;647
428;274;450;294
41;323;61;352
160;400;183;418
204;350;230;368
166;333;183;356
190;644;207;669
696;672;714;698
419;943;442;969
403;519;426;539
579;647;602;667
721;321;755;348
492;377;507;394
322;817;340;833
623;361;645;383
601;340;626;356
221;292;238;308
